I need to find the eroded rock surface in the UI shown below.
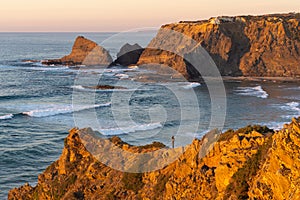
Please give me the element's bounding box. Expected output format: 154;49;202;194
10;118;300;199
138;13;300;79
43;36;113;66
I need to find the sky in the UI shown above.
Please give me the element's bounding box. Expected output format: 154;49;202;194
1;0;299;32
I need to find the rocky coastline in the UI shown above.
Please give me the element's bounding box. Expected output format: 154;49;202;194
8;13;300;200
8;118;300;199
138;13;300;80
41;13;300;82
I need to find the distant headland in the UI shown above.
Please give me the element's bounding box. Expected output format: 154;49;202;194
42;13;300;81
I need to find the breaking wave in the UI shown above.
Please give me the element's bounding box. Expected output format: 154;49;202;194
0;114;14;120
0;103;111;119
235;85;269;99
98;122;162;135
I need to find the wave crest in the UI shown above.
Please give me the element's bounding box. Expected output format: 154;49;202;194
235;85;268;99
99;122;162;135
22;103;111;118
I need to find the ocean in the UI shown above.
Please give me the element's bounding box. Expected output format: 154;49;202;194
0;32;300;199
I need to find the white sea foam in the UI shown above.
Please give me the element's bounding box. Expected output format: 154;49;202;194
71;85;86;91
115;73;129;79
71;85;148;92
157;82;201;89
262;121;287;131
280;102;300;111
181;82;201;89
235;85;269;99
0;114;14;120
277;102;300;119
99;122;162;135
22;103;111;117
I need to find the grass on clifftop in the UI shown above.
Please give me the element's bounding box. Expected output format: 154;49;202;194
218;125;274;142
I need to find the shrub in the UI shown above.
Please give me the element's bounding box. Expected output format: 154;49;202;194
121;173;144;193
224;136;273;199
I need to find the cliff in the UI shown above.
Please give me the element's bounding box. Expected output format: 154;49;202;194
138;13;300;79
42;36;113;66
9;118;300;199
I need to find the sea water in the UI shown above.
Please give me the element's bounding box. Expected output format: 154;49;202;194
0;32;300;198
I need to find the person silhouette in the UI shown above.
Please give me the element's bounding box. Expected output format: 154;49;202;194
171;136;175;148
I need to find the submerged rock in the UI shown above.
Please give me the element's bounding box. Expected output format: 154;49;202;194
42;36;113;66
110;43;144;66
85;85;127;90
9;118;300;199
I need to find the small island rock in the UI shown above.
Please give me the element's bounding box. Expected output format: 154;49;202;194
43;36;113;66
110;43;144;66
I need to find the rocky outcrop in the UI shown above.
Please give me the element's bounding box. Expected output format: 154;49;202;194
249;118;300;199
110;43;144;66
138;13;300;79
10;118;300;199
42;36;113;66
84;85;127;90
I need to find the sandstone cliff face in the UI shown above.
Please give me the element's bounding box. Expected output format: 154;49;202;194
8;118;300;199
138;13;300;79
43;36;113;66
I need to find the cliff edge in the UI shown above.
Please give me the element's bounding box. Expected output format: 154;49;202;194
138;13;300;79
8;118;300;199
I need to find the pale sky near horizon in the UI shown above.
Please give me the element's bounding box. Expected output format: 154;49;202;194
1;0;300;32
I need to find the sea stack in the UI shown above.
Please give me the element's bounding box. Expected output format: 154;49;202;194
110;43;144;66
42;36;113;66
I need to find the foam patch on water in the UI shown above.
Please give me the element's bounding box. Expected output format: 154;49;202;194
262;121;287;131
157;82;201;90
181;82;201;89
235;85;269;99
71;85;149;92
115;73;129;79
277;102;300;119
98;122;162;135
22;103;111;117
0;114;14;120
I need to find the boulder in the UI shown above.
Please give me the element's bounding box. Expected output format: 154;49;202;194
42;36;113;66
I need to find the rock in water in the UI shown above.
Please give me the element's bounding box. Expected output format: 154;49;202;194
43;36;113;66
110;43;144;66
138;13;300;80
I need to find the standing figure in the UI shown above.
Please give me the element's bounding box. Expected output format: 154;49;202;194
171;136;175;148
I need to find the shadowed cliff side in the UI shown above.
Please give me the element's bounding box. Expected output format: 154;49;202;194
138;13;300;80
9;118;300;199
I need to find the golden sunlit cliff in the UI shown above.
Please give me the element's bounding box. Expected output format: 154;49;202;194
138;13;300;80
8;118;300;199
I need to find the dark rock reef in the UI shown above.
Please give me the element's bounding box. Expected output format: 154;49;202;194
8;118;300;199
138;13;300;80
110;43;144;67
85;85;127;90
42;36;113;66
